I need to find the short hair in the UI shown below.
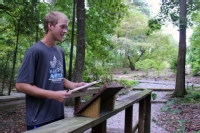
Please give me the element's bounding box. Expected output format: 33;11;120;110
44;11;69;34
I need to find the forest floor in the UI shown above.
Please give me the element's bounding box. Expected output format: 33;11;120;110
111;67;200;133
1;67;200;133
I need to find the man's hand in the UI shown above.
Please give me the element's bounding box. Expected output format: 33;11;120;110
53;90;71;102
76;82;88;92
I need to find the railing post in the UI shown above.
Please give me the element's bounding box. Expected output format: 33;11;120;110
74;97;81;112
138;98;145;133
144;94;151;133
124;105;133;133
92;120;107;133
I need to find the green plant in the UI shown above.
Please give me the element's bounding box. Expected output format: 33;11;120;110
161;100;181;115
123;69;128;74
151;93;157;100
84;95;91;102
118;78;138;88
135;59;154;77
169;55;178;74
173;119;186;133
174;87;200;104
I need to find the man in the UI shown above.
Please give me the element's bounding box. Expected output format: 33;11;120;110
15;11;86;130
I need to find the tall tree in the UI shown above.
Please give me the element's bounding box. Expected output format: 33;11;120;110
173;0;187;97
148;1;193;97
68;0;76;81
72;0;85;82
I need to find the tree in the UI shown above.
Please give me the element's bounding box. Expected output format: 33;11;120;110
72;0;86;82
111;4;177;72
149;1;190;97
0;2;47;95
172;0;187;97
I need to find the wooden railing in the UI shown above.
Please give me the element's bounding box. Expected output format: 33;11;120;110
23;89;152;133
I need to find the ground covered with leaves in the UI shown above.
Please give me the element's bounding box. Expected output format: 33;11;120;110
155;101;200;132
1;106;26;133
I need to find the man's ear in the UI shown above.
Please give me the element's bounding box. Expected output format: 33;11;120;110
48;23;53;31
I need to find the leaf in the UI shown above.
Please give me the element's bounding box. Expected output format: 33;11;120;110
174;109;181;114
167;100;174;105
152;93;157;100
178;119;186;124
161;105;168;112
179;125;185;131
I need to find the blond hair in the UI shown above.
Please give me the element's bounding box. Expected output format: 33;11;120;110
44;11;69;34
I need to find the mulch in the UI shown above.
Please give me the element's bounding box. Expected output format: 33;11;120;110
1;106;26;133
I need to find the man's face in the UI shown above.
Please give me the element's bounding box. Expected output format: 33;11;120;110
50;19;68;41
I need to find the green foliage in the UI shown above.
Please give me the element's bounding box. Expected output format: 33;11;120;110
83;95;91;102
169;55;178;73
151;93;157;100
188;11;200;75
147;18;162;35
161;100;181;115
177;87;200;104
0;2;51;95
83;64;113;85
123;69;128;74
118;78;137;88
111;3;178;71
154;2;194;27
131;1;150;16
86;1;128;63
135;59;154;76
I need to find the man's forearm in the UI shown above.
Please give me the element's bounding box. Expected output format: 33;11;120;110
15;83;54;99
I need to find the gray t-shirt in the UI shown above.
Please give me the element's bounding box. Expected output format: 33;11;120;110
16;41;66;126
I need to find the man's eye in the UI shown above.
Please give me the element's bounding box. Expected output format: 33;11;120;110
60;26;67;29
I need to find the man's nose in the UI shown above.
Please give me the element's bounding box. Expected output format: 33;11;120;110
63;28;68;33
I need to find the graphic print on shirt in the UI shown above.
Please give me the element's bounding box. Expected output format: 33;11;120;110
49;56;63;83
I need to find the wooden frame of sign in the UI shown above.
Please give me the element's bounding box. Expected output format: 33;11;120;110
74;84;124;118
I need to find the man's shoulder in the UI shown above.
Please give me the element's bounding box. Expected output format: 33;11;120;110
31;41;43;48
25;41;43;54
28;41;43;50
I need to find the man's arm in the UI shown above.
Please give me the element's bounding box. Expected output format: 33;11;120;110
63;79;87;92
15;83;71;102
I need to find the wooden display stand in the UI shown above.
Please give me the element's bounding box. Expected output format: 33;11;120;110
74;84;124;118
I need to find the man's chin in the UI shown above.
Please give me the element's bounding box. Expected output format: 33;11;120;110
56;38;63;42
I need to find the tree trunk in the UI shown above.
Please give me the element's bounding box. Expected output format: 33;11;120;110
72;0;85;82
172;0;187;97
128;55;135;70
8;21;19;95
68;0;76;81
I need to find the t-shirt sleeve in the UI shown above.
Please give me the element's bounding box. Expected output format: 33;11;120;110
16;49;38;84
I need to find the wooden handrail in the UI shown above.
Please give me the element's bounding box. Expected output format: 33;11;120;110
23;89;152;133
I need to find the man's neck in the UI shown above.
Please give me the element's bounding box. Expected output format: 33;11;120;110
41;34;56;47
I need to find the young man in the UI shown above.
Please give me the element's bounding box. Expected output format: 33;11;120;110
15;11;86;130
